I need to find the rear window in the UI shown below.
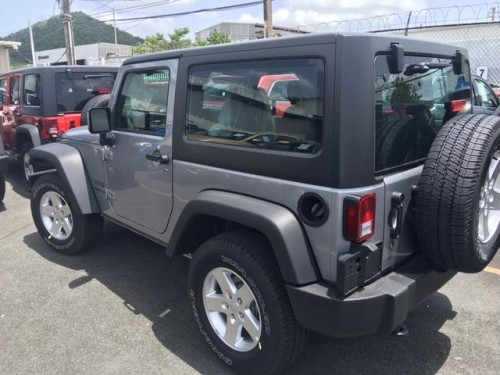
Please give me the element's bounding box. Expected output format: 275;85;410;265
55;72;116;112
375;55;471;172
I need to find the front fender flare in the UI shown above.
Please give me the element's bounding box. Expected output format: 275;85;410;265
168;190;320;285
30;143;99;214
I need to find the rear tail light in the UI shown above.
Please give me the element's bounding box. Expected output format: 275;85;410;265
450;99;468;113
42;119;59;138
96;88;111;95
344;194;376;243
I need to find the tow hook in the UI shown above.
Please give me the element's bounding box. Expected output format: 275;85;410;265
391;324;409;337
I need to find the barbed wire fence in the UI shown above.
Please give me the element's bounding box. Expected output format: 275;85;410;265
292;2;500;85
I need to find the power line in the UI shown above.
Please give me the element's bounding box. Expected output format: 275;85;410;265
84;0;180;17
106;1;263;22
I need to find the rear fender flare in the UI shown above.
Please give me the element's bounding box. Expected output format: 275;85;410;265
168;190;320;285
15;124;41;151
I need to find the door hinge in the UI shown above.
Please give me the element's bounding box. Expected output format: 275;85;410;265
103;149;113;161
105;188;116;200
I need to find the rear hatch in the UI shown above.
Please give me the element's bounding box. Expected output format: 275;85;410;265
375;53;472;271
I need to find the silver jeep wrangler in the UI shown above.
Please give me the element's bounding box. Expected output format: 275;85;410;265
28;33;500;374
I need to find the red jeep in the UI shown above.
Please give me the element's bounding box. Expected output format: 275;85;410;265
0;66;117;181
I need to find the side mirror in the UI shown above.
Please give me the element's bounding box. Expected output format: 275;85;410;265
389;43;404;74
453;51;467;75
88;107;111;134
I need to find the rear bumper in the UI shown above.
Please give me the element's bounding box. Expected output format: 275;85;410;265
286;255;456;338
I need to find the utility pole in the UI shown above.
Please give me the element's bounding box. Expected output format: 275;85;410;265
59;0;76;65
28;20;37;67
263;0;273;38
113;8;118;54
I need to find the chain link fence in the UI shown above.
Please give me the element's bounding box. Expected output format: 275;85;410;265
376;23;500;86
296;3;500;85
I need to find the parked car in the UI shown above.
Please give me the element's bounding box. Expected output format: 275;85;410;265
471;74;500;112
0;66;118;182
27;34;500;374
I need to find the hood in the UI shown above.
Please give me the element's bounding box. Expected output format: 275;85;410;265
60;126;99;143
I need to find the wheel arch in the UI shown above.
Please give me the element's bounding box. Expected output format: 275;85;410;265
15;124;41;152
167;190;320;285
29;143;100;215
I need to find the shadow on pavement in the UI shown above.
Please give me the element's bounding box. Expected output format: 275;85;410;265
4;159;30;200
24;222;456;375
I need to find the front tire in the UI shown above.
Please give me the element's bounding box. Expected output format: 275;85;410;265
0;172;5;203
31;174;103;254
188;232;308;375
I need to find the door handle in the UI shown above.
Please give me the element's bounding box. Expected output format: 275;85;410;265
145;149;169;164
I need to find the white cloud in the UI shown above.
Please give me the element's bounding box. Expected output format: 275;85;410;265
274;0;428;31
238;13;261;24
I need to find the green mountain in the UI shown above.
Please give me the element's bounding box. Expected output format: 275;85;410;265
1;11;144;67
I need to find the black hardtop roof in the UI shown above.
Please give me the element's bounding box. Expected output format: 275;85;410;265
123;32;466;66
1;65;118;76
124;33;337;65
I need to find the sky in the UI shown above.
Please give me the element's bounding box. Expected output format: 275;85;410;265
1;0;499;40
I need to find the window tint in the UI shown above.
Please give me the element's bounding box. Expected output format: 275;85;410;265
375;55;471;172
55;72;116;112
10;76;20;105
116;69;169;136
474;78;498;108
186;59;324;154
0;79;6;103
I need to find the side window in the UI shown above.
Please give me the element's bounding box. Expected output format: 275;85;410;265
116;69;169;135
10;76;20;105
186;59;324;154
474;78;498;108
375;54;471;172
23;74;41;107
0;79;6;104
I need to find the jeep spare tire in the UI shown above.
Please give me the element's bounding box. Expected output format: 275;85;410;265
80;94;111;126
417;114;500;272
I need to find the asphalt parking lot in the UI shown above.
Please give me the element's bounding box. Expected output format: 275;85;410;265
1;161;499;375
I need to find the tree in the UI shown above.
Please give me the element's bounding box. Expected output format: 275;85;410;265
133;28;192;55
167;27;192;50
133;33;170;54
133;28;231;55
390;77;421;104
194;30;231;47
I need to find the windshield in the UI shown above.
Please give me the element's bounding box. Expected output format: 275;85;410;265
55;72;116;112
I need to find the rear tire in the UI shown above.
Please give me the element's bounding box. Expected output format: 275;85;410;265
20;142;33;185
417;114;500;272
188;232;308;375
31;174;103;254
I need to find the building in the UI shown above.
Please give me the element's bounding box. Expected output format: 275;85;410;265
195;22;306;43
0;41;22;74
34;42;133;67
